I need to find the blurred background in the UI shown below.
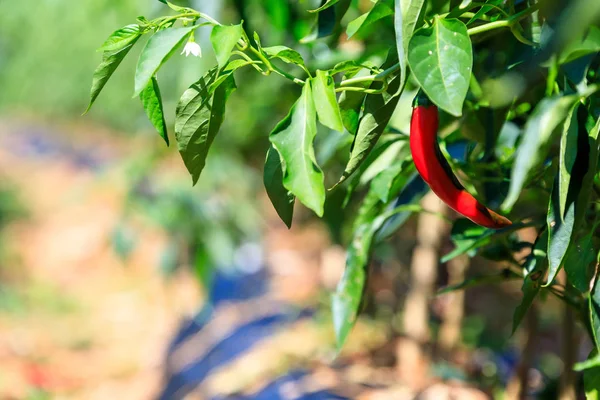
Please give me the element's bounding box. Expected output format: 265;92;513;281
0;0;590;399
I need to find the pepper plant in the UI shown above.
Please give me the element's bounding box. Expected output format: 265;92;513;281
87;0;600;393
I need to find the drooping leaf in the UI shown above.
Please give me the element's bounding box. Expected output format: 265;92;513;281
512;229;548;334
394;0;426;91
98;24;142;52
407;17;473;116
134;25;198;96
210;23;244;68
264;145;295;228
262;46;305;66
140;76;169;145
311;70;344;132
302;0;351;42
86;37;140;112
175;68;237;184
334;74;401;187
333;218;381;350
502;95;578;211
333;204;416;350
269;82;326;216
347;0;394;39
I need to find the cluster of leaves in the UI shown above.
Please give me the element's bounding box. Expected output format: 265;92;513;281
88;0;600;392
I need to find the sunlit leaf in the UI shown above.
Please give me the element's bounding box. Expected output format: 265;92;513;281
98;24;141;52
210;23;244;68
269;82;326;216
347;0;394;39
334;74;401;186
134;25;198;96
408;17;472;116
394;0;425;91
263;45;305;66
86;37;140;112
311;70;344;131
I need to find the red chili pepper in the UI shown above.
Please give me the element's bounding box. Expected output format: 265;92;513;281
409;92;511;229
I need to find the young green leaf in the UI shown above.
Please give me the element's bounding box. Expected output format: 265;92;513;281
98;24;142;52
338;90;366;134
175;68;237;184
134;25;198;97
140;76;169;146
346;0;394;39
502;95;578;211
311;70;344;132
210;23;244;68
264;145;295;228
407;17;473;116
262;46;305;66
87;38;140;112
334;75;401;187
269;82;326;217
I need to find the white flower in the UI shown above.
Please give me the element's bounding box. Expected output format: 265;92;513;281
181;41;201;57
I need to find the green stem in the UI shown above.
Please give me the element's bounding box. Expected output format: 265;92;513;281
467;3;540;37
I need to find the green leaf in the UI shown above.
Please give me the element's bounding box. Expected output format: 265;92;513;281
575;351;600;371
175;69;237;184
559;26;600;65
311;70;344;132
512;229;548;334
546;105;590;285
334;75;401;186
309;0;341;12
262;46;305;66
133;25;198;97
564;227;599;293
269;82;326;217
264;145;295;228
338;90;366;134
502;95;578;211
408;17;472;116
394;0;426;91
210;23;244;68
98;24;141;52
591;273;600;352
585;365;600;400
346;0;394;39
332;214;386;350
140;76;169;146
86;37;140;112
301;0;350;42
370;161;404;202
